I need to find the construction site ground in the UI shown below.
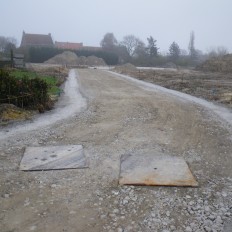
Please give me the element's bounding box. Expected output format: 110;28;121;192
0;68;232;232
114;67;232;109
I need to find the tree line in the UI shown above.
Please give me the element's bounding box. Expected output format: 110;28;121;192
0;32;229;67
101;31;229;67
99;31;226;67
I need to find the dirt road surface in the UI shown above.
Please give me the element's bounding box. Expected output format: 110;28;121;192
1;69;232;232
114;67;232;109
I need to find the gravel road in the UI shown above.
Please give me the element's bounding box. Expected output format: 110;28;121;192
0;69;231;232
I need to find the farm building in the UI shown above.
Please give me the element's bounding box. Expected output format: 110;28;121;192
55;41;83;50
20;31;54;48
55;41;101;51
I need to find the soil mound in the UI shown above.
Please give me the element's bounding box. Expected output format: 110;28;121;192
164;62;177;69
198;54;232;73
85;56;106;66
114;63;137;74
0;104;33;125
45;51;106;66
45;51;79;65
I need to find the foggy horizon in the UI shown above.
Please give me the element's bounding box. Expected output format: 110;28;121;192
1;0;232;53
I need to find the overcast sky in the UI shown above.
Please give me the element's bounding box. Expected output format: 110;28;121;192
1;0;232;53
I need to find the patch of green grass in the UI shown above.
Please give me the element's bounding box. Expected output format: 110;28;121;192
10;70;60;95
10;70;37;79
49;85;60;95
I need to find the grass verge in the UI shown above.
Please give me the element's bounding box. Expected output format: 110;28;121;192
10;69;60;95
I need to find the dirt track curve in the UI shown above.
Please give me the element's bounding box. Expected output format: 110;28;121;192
1;69;232;232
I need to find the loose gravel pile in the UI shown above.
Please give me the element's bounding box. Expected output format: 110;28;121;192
114;63;137;74
94;178;232;232
45;51;106;66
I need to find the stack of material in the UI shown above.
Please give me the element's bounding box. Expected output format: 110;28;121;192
114;63;137;74
45;51;106;66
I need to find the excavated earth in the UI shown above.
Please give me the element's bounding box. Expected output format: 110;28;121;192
45;51;106;67
0;69;232;232
114;67;232;109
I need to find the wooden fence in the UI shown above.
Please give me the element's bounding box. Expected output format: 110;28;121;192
0;53;24;68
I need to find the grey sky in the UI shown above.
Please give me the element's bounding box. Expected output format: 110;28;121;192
1;0;232;53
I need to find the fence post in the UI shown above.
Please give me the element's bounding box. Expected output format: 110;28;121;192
10;49;14;68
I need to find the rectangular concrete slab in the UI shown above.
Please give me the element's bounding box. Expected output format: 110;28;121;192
119;153;198;186
20;145;88;171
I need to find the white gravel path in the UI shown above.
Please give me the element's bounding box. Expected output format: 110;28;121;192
109;71;232;127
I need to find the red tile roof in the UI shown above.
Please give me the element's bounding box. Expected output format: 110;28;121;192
20;31;54;47
55;41;83;50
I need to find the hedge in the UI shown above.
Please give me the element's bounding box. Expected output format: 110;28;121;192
0;69;49;110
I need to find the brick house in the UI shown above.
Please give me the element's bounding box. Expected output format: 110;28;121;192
55;41;102;51
55;41;83;50
20;31;54;48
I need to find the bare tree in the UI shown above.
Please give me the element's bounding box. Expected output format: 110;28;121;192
180;49;188;56
134;40;146;58
120;35;144;57
0;36;17;53
207;46;228;58
0;36;8;52
7;37;17;46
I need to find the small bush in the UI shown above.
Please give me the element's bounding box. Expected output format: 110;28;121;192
0;69;49;110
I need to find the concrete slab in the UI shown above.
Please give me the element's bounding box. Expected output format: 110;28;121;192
119;153;198;186
223;220;232;232
20;145;88;171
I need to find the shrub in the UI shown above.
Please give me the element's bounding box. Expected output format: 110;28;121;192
0;69;49;110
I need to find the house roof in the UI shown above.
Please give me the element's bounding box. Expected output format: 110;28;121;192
20;31;54;47
55;41;83;50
